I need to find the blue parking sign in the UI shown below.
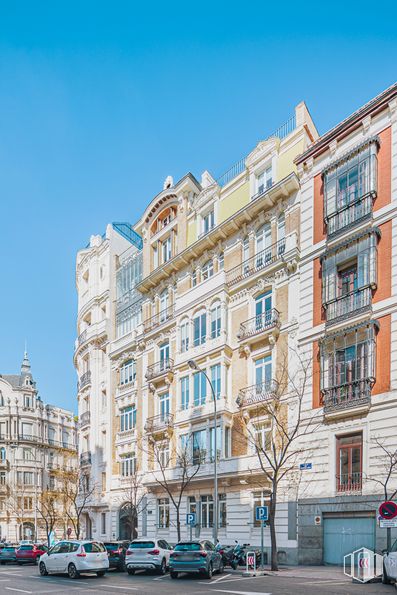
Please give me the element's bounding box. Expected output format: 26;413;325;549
186;512;196;526
255;506;268;522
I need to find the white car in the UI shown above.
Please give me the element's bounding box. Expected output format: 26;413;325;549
125;538;172;575
38;540;109;579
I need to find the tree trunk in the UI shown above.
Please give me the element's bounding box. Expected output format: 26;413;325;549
176;507;181;542
269;489;278;571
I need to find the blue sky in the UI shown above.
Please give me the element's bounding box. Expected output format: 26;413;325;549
0;1;396;411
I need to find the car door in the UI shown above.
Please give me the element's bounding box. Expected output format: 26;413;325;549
46;543;63;572
206;541;218;569
385;540;397;579
57;542;73;573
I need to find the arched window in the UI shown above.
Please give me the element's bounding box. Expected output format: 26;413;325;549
180;318;190;353
202;260;214;281
0;447;6;461
210;302;221;339
120;360;136;385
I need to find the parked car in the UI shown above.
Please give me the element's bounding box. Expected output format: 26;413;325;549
38;540;109;579
19;540;33;546
103;541;129;571
0;546;16;565
16;544;48;565
383;539;397;584
169;540;223;579
125;538;172;575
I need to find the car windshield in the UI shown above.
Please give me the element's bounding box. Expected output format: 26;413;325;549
19;546;33;550
390;540;397;553
129;541;155;549
4;547;15;552
174;543;201;551
104;543;120;551
83;542;106;553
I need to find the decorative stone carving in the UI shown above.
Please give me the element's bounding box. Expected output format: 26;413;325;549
245;138;279;169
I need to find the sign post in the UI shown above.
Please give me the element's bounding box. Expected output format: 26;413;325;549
379;501;397;552
255;505;268;569
186;512;196;541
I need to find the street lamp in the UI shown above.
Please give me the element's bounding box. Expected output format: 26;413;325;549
188;359;218;544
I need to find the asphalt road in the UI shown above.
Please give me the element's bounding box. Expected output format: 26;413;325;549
0;564;392;594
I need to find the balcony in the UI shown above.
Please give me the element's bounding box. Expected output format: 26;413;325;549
80;451;92;466
78;370;91;391
226;238;286;287
79;411;91;429
325;287;372;324
326;193;375;238
146;358;174;382
145;413;174;434
322;380;372;416
77;329;88;348
237;380;278;408
143;305;175;333
336;472;362;493
237;309;280;342
47;438;77;451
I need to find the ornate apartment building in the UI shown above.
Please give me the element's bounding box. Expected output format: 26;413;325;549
0;353;77;542
75;102;317;563
296;83;397;564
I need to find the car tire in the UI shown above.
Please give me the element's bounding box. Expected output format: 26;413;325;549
158;559;166;575
39;561;48;576
68;563;80;579
170;571;178;579
96;571;106;577
205;563;213;579
383;562;390;584
218;560;224;574
127;568;135;575
17;561;22;565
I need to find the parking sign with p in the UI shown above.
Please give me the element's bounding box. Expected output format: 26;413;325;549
255;506;268;522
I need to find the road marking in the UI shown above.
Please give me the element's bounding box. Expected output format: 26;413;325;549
212;573;232;583
108;587;138;591
211;591;272;595
5;588;32;594
153;574;170;580
295;580;348;585
0;579;11;582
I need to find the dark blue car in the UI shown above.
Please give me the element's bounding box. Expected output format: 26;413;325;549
169;540;223;579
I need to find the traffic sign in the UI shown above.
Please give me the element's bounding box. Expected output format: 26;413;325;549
380;518;397;528
379;501;397;520
255;506;268;522
186;512;196;526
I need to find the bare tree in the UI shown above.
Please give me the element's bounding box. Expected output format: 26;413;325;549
117;466;148;540
143;436;202;542
238;351;318;571
36;489;60;547
60;469;95;539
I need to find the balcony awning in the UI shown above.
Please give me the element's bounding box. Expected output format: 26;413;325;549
321;135;380;177
319;318;380;344
320;227;381;262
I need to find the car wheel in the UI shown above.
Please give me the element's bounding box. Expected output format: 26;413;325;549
205;563;213;579
158;559;166;575
68;563;80;579
218;560;224;574
17;561;22;565
383;562;390;584
127;568;135;575
170;571;178;579
96;571;106;577
39;561;48;576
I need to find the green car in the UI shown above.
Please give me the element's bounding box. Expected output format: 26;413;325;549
169;540;223;579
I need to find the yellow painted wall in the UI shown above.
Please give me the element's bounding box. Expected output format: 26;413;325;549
276;138;304;182
219;181;249;224
187;219;197;247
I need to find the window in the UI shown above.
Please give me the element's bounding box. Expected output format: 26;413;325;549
180;319;189;353
0;448;5;462
116;303;142;338
323;141;378;234
193;429;206;464
23;448;34;461
193;372;207;406
192;270;197;287
336;433;362;492
160;289;169;321
159;392;170;420
219;494;227;528
218;252;224;270
243;237;250;264
277;214;286;255
210;364;221;399
121;453;136;477
101;512;106;535
159;342;170;367
255;291;272;330
253;491;270;527
209;425;222;462
202;260;214;281
0;392;4;407
201;495;213;528
18;471;34;486
162;236;172;263
21;423;32;438
210;303;221;339
101;472;106;492
158;498;170;528
49;475;55;490
203;210;215;234
254;422;272;452
159;441;170;468
255;356;272;387
180;433;190;457
256;166;272;195
23;394;32;408
256;224;272;266
120;360;136;385
116;253;142;300
120;406;137;432
180;376;190;410
0;472;5;485
193;311;206;346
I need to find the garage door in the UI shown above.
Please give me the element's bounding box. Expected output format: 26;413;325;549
323;516;375;565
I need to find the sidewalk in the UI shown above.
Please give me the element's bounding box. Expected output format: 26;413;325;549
237;565;351;581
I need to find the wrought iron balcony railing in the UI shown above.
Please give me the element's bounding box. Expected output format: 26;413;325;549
336;472;362;493
145;413;174;432
77;329;88;347
322;380;372;413
237;380;278;408
146;358;174;381
325;287;372;323
238;309;280;340
80;451;92;466
326;192;374;237
79;411;91;428
226;238;286;286
143;305;175;332
78;370;91;391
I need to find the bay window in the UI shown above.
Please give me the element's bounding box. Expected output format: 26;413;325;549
180;319;189;352
192;429;206;464
120;359;136;385
120;406;137;432
180;376;190;410
193;311;207;346
193;371;207;406
210;302;221;338
210;364;221;399
323;139;378;236
322;230;378;323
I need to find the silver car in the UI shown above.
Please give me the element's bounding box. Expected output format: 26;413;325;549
125;538;172;575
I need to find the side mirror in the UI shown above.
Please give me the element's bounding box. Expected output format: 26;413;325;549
382;549;388;555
